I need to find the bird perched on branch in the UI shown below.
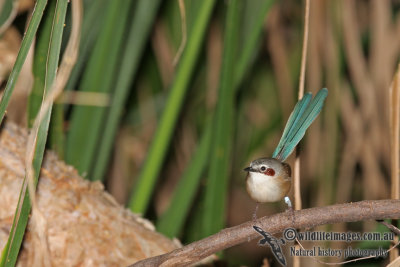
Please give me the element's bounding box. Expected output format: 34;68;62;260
244;88;328;219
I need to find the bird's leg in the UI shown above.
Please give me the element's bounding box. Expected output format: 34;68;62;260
284;196;292;210
284;196;295;226
252;203;259;221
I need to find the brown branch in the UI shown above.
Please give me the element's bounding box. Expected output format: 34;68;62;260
130;199;400;267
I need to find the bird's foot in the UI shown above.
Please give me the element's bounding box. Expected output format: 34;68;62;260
284;196;296;226
252;203;259;221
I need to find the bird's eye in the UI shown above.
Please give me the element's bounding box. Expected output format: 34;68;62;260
260;166;266;171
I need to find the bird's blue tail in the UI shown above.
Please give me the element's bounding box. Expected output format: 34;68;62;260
272;88;328;162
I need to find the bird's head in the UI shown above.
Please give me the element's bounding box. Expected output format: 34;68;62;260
244;157;291;179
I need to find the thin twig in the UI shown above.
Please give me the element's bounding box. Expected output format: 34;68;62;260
130;199;400;267
379;220;400;236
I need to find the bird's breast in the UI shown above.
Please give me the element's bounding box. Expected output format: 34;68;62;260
246;172;291;203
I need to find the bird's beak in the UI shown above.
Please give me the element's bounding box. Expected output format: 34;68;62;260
244;166;254;172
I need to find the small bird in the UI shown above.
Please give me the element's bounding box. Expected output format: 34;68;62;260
244;88;328;219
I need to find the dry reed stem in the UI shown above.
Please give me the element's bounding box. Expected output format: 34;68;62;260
25;0;82;265
342;3;390;197
297;0;310;101
6;27;35;125
293;0;310;214
389;64;400;261
390;64;400;205
394;13;400;53
342;1;377;122
370;0;392;102
388;256;400;267
336;85;362;203
333;84;361;239
304;0;322;181
343;0;391;169
27;0;82;208
313;3;343;257
342;0;391;211
293;1;310;266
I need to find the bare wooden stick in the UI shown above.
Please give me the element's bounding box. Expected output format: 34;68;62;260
130;199;400;267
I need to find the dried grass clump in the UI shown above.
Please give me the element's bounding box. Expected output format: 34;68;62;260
0;123;179;266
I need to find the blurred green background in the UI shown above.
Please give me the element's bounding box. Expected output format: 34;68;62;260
0;0;399;266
